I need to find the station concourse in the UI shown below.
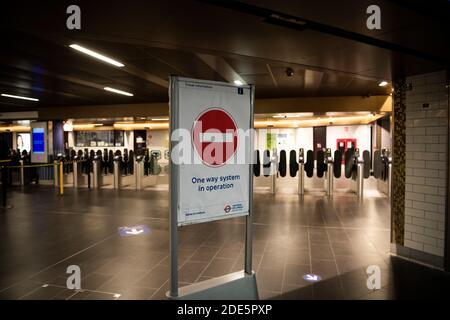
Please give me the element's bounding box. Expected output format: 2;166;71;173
0;0;449;301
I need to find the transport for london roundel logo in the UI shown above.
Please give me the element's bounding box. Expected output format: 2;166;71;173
192;108;238;167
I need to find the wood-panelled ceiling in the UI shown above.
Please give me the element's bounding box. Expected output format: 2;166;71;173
0;0;448;114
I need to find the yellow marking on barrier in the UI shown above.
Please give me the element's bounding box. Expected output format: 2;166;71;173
1;160;87;169
59;162;64;195
2;163;55;169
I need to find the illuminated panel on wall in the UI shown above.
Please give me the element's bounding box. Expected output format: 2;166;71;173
32;128;45;153
30;122;48;163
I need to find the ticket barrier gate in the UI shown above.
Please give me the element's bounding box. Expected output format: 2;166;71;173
298;149;305;195
374;148;392;199
114;156;122;189
271;148;278;194
315;148;334;196
254;149;278;194
355;150;364;198
382;149;392;200
92;156;103;189
72;155;83;188
9;154;28;187
347;148;370;199
135;155;144;190
325;149;334;196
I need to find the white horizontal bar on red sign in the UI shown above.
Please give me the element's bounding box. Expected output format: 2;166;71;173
199;133;234;143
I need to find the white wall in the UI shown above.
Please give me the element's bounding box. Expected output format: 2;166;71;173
296;128;314;152
381;121;392;150
255;127;313;152
256;125;371;154
404;70;448;259
147;130;170;165
146;130;169;151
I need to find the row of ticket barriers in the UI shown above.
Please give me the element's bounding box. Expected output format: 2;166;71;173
8;148;167;190
7;147;391;198
253;147;392;198
61;148;167;190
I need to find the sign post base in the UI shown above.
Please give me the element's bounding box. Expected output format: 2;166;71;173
166;270;258;300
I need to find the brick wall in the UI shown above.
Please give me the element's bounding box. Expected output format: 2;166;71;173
404;70;448;259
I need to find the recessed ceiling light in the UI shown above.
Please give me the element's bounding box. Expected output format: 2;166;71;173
234;80;244;86
104;87;133;96
1;93;39;101
151;118;169;121
69;44;125;67
378;81;388;87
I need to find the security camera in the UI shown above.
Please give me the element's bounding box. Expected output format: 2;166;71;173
285;67;294;77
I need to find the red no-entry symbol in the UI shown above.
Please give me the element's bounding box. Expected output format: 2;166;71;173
192;108;238;167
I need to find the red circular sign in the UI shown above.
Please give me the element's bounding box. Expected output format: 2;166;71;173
192;108;238;167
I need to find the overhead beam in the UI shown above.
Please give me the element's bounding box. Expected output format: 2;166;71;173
304;69;324;92
0;77;97;103
15;30;169;89
39;102;169;120
125;64;169;88
256;95;392;114
196;53;246;84
38;95;392;120
73;33;392;83
1;54;113;102
266;64;278;88
201;0;449;64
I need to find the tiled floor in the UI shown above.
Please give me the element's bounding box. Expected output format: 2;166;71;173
0;185;448;300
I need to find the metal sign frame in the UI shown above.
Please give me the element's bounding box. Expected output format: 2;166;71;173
168;75;255;299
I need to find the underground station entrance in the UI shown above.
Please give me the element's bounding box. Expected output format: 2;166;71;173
0;1;449;302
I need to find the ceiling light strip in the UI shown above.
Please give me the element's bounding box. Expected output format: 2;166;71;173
1;93;39;101
104;87;134;96
69;44;125;67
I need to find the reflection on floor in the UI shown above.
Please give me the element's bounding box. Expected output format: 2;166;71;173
0;186;448;300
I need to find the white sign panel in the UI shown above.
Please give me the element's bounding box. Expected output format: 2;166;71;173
172;77;253;226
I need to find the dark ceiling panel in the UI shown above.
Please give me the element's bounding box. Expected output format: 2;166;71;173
145;47;226;81
0;0;446;114
271;66;305;89
224;58;268;75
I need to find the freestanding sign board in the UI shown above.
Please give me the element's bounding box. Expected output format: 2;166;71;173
176;79;252;226
168;76;257;299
